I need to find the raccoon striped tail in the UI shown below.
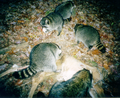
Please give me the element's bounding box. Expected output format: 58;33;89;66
13;67;37;79
96;42;106;53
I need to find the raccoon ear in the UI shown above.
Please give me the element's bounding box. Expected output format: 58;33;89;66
45;19;49;24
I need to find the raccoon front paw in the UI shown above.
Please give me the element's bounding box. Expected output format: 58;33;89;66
43;28;48;33
57;27;62;36
87;46;93;52
57;32;61;36
77;40;80;44
55;69;61;73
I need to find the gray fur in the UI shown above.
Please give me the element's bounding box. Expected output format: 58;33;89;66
40;12;63;36
74;24;106;53
13;42;62;79
55;1;74;20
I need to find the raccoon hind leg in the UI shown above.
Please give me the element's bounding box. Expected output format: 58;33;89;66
67;17;72;22
84;40;93;52
52;64;57;72
77;40;80;44
87;46;93;52
57;26;62;36
64;17;72;24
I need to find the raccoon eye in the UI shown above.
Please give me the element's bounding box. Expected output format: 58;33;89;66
47;20;49;24
45;20;49;25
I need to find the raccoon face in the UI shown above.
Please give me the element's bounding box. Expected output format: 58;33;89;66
40;12;63;36
40;17;51;33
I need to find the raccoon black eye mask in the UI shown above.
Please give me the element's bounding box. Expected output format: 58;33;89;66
74;24;106;53
40;12;64;36
13;42;62;79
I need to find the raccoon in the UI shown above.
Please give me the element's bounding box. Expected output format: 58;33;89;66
74;24;106;53
54;1;74;21
13;42;62;79
48;69;93;97
40;12;63;36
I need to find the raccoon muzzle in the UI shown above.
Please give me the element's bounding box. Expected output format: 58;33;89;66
96;42;106;53
13;67;37;79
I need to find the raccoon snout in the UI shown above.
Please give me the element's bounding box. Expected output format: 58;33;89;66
43;28;48;33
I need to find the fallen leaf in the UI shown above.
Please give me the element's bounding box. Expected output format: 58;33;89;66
7;48;16;55
14;26;22;30
6;31;11;35
22;37;28;42
101;34;108;39
103;63;109;70
17;20;24;23
108;50;113;55
92;49;101;55
15;79;23;86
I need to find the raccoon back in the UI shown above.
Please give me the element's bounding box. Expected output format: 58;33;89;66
30;43;62;72
55;1;74;20
74;24;105;53
13;43;61;79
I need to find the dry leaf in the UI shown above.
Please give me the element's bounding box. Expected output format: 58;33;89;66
6;31;11;35
14;26;22;30
103;63;109;70
101;34;108;39
72;51;78;55
7;48;16;55
15;79;23;86
17;20;24;23
92;49;101;55
22;37;28;42
108;50;113;55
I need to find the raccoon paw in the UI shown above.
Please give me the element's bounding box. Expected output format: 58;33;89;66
55;69;61;73
87;46;93;52
57;27;62;36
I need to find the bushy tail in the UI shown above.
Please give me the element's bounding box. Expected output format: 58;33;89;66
13;67;37;79
96;42;106;53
